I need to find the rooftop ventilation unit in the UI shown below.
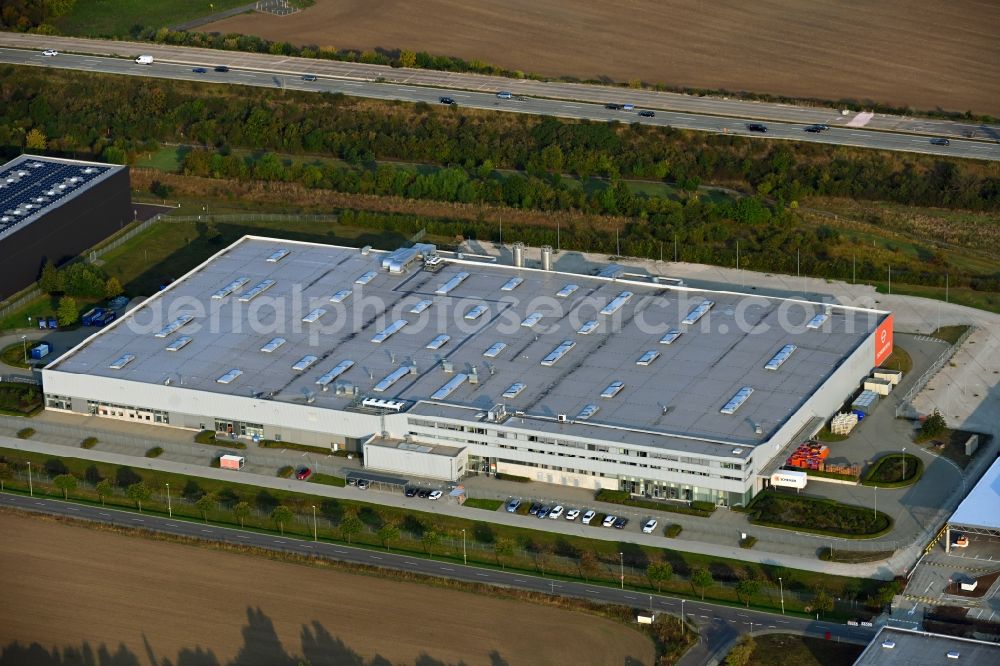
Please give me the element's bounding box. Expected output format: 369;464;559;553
556;284;579;298
659;329;682;345
578;320;599;335
556;413;567;423
266;248;290;263
806;313;829;329
410;299;433;314
483;342;507;358
636;350;660;366
502;382;525;399
501;277;523;291
464;304;488;321
598;264;626;279
211;277;251;300
330;289;352;303
764;344;797;371
292;355;319;372
441;360;455;373
521;312;543;328
216;368;244;384
373;366;411;392
487;404;508;423
302;308;327;323
362;397;407;412
601;381;625;398
355;271;377;285
427;334;450;350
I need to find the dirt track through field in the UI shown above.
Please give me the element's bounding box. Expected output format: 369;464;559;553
204;0;1000;115
0;513;654;665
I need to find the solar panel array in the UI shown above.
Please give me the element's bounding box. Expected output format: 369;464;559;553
0;156;115;238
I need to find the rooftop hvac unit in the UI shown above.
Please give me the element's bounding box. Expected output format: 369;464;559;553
557;414;567;423
442;360;454;373
302;388;316;404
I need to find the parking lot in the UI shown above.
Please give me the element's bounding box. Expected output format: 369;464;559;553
498;496;661;536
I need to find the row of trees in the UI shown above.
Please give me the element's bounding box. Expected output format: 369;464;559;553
38;260;121;299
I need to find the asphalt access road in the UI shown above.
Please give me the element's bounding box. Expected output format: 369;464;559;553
0;492;874;665
2;45;998;163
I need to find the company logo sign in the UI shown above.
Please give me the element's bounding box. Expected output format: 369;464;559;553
874;314;894;366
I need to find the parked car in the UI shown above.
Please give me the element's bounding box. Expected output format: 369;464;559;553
357;479;369;490
602;514;617;528
614;517;629;529
582;510;597;525
42;49;58;57
747;123;768;133
642;518;658;534
638;110;655;118
506;498;522;513
214;65;230;72
549;505;564;519
439;96;456;105
404;486;417;497
565;509;580;521
192;67;207;73
302;74;317;81
295;467;312;480
930;137;951;146
347;477;358;486
417;488;430;498
528;502;542;515
428;490;443;501
537;505;551;519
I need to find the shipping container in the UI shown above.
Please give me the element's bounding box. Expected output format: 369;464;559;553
220;455;245;470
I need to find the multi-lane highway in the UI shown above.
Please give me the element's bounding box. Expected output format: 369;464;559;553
1;33;998;162
1;491;874;665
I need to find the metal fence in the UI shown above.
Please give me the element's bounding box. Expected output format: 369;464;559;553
895;326;976;418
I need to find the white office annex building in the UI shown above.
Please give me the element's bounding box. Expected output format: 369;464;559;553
42;236;892;506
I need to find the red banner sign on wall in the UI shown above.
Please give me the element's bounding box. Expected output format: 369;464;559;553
874;314;894;366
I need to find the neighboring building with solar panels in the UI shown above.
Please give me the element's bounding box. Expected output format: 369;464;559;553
42;236;893;506
0;154;131;300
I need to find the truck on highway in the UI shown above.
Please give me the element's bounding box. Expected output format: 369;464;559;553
135;55;154;65
219;455;245;470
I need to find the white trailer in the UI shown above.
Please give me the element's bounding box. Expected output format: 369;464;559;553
219;454;245;470
770;470;808;489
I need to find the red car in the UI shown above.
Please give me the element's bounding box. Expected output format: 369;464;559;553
295;467;312;480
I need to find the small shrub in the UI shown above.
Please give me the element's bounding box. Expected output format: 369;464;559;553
494;473;531;483
691;501;716;513
80;437;98;449
277;465;294;478
664;524;683;537
194;430;216;444
145;446;164;458
16;427;35;439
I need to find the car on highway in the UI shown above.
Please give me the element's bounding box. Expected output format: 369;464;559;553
42;49;58;57
214;65;230;72
614;517;629;529
302;74;317;81
605;103;622;110
428;490;443;501
638;110;655;118
549;505;564;519
294;467;312;480
405;486;417;497
642;518;658;534
804;124;826;133
602;514;617;528
417;488;430;499
565;508;580;521
439;96;456;105
357;479;370;490
537;505;551;519
582;510;596;524
506;498;522;512
496;91;513;100
930;137;951;146
529;502;542;515
192;67;207;73
747;123;768;133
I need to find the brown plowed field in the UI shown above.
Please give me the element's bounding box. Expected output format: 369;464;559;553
0;513;654;665
203;0;1000;115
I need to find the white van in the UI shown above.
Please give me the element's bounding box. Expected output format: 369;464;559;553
135;55;154;65
496;91;513;100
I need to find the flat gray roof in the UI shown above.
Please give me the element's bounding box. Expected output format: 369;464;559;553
854;627;1000;666
49;236;883;448
950;457;1000;530
0;154;123;241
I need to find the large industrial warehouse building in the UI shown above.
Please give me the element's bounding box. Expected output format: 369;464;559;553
42;236;894;506
0;154;132;300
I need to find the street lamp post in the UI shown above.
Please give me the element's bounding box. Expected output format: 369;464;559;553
681;599;686;634
27;461;33;497
311;505;318;542
779;577;785;615
21;335;28;364
873;485;877;520
461;528;467;565
901;448;906;483
165;482;172;517
619;552;624;589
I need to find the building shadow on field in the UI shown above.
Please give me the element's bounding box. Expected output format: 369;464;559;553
0;606;491;666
